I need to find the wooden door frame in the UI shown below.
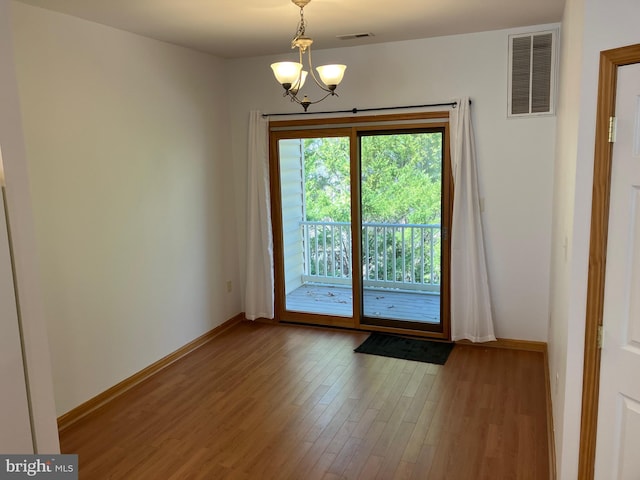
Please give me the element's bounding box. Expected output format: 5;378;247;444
579;43;640;479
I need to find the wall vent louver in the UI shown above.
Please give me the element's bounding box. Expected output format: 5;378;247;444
508;30;557;117
336;32;375;41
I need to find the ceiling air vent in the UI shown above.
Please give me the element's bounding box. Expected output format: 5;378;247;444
508;30;557;117
337;32;375;41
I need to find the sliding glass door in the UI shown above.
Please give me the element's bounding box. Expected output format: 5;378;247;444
273;130;354;327
270;115;451;338
360;129;447;332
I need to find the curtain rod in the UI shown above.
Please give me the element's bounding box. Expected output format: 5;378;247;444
262;100;471;118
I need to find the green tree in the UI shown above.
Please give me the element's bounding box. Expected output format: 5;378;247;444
303;132;442;225
360;132;442;224
302;132;443;284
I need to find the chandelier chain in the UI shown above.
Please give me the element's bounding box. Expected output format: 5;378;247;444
293;7;306;44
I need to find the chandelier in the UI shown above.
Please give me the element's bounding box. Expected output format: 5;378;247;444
270;0;346;112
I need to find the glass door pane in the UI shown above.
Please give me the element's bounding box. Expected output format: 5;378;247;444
278;136;352;317
360;131;443;329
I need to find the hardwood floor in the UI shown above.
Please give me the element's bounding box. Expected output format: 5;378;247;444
60;322;550;479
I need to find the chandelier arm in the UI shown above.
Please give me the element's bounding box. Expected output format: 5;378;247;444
304;91;337;105
286;90;336;105
305;47;332;93
296;47;306;86
284;91;303;104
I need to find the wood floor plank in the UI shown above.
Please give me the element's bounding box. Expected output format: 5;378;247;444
342;420;388;478
327;432;361;475
59;322;550;479
375;420;415;479
400;399;437;464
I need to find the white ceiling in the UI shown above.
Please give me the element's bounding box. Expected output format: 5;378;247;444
15;0;565;59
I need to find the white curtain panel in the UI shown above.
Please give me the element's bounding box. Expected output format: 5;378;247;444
449;98;496;342
244;111;274;320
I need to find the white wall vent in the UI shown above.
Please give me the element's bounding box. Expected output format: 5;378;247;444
508;30;557;117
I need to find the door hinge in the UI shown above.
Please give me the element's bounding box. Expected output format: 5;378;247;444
608;116;617;143
597;325;604;349
442;227;448;241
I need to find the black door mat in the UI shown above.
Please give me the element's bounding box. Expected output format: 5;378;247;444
354;332;454;365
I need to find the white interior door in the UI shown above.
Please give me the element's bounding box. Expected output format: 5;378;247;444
595;63;640;479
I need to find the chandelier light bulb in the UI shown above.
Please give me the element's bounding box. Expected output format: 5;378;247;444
316;65;347;88
270;62;303;87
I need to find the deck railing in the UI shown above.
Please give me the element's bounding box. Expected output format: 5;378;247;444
300;221;441;292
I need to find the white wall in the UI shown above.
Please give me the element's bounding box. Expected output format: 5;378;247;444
11;2;240;416
0;0;59;452
548;0;586;475
0;3;33;452
227;25;559;342
549;0;640;477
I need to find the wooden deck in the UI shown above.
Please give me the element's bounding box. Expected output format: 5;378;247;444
285;284;440;324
